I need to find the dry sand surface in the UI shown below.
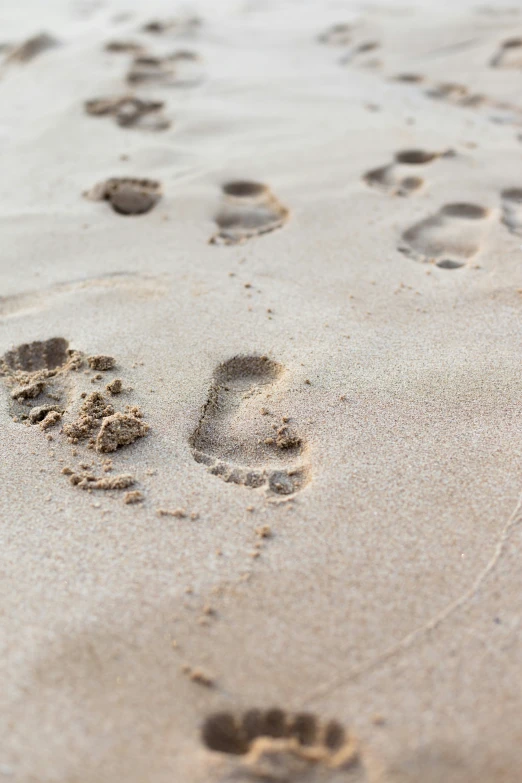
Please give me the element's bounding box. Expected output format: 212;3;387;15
1;0;522;780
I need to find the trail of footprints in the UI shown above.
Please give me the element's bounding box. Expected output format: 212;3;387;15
202;708;366;782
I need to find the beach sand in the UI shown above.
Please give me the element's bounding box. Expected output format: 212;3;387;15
0;0;521;781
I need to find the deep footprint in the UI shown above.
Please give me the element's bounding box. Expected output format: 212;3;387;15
202;707;363;782
500;188;522;235
399;202;489;269
364;148;444;196
84;177;162;216
210;181;289;245
190;356;309;495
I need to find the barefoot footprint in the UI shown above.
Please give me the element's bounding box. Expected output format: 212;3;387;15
500;188;522;235
210;181;289;245
202;707;365;782
399;202;490;269
364;148;448;196
126;51;203;88
190;356;310;495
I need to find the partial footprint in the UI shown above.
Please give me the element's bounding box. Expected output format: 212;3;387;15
364;148;448;197
84;177;162;215
141;16;202;36
210;181;289;245
500;188;522;235
490;37;522;68
399;203;490;269
202;708;366;782
126;51;203;88
1;337;81;428
190;356;309;496
85;95;170;131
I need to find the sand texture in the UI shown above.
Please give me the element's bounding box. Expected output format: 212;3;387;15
0;0;522;781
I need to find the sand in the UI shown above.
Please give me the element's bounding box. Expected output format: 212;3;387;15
0;0;521;781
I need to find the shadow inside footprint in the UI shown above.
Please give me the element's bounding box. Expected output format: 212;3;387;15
84;177;162;215
399;202;489;269
202;707;362;781
210;181;289;245
190;356;309;495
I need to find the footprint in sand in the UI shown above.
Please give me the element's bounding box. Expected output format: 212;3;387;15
363;148;450;197
190;356;309;496
126;51;203;88
399;203;490;269
490;37;522;68
140;16;202;36
202;708;366;782
85;95;170;131
500;188;522;235
210;181;289;246
84;177;162;215
2;33;59;66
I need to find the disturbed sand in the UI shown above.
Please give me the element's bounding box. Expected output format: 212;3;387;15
0;0;522;781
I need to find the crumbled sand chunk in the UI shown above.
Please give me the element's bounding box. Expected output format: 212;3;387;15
182;665;214;687
95;410;149;453
106;378;123;394
124;490;144;504
157;508;186;518
255;524;272;538
11;380;45;400
40;411;61;430
71;473;134;490
63;392;115;441
88;355;116;371
29;405;60;424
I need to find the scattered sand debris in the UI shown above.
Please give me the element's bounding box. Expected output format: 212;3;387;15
11;380;45;400
70;473;135;490
157;507;187;518
255;525;272;539
95;410;149;453
106;378;123;395
88;355;116;371
61;466;74;475
124;490;144;504
182;664;214;687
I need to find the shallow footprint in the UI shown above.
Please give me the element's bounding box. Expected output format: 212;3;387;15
210;181;289;245
500;188;522;235
202;707;365;782
190;356;309;495
84;177;162;215
317;23;352;47
399;203;489;269
126;51;203;88
364;148;445;197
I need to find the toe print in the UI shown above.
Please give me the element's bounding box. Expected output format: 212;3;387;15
490;37;522;69
364;148;443;196
190;356;310;495
500;189;522;235
84;178;162;216
202;708;363;782
85;95;170;131
399;203;489;269
210;181;289;245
